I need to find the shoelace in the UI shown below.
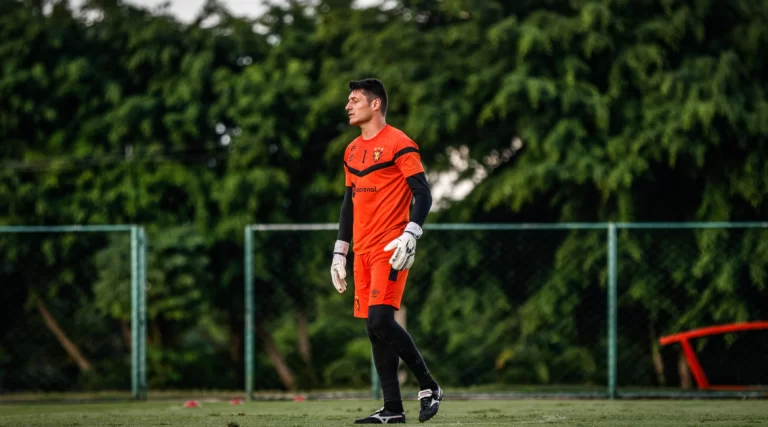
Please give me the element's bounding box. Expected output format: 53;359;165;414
417;390;433;400
418;389;434;410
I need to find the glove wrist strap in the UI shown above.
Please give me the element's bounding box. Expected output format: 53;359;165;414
404;222;423;239
334;240;350;256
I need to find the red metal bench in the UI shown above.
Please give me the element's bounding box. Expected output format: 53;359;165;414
659;321;768;390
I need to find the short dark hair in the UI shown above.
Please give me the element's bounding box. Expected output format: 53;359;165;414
349;78;388;116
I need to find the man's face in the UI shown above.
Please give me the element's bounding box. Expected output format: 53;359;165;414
346;90;375;126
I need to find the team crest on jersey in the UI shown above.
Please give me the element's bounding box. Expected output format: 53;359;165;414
373;147;384;163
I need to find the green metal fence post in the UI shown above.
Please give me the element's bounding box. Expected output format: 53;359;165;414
130;226;139;400
607;223;618;399
138;227;148;400
245;226;254;401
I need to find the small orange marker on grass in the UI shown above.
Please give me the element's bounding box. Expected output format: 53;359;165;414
183;400;200;408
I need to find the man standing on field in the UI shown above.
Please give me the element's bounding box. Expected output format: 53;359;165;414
330;78;443;424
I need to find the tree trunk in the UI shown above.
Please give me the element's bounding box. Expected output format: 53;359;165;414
296;310;312;366
649;325;665;386
296;308;318;386
230;329;242;362
121;319;132;350
35;295;93;372
256;320;295;391
678;351;692;389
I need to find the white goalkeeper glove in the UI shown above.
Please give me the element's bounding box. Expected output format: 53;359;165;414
330;240;349;293
383;222;422;271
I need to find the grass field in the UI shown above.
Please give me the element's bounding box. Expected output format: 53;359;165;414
1;399;767;426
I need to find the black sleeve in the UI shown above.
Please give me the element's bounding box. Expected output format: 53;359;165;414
406;172;432;227
336;186;353;242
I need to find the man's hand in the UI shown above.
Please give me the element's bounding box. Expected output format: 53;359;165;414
331;240;349;293
384;222;422;271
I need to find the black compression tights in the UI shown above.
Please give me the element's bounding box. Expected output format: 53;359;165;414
366;305;437;411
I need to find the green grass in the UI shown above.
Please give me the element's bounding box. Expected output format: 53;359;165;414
1;399;767;426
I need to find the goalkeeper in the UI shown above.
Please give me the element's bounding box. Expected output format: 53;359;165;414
331;78;442;424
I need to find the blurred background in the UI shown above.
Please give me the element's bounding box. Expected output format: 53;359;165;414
1;0;767;401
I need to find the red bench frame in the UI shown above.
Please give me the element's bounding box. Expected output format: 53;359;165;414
659;321;768;390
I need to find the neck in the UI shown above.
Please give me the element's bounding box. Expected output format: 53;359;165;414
360;116;386;140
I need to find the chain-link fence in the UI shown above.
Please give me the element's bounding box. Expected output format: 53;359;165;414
244;222;768;400
0;226;147;401
245;224;611;399
4;222;765;401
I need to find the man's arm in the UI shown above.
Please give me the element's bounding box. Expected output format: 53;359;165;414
405;172;432;227
331;186;353;293
336;186;353;242
384;172;432;271
384;141;430;271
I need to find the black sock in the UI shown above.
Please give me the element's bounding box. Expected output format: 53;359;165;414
367;321;402;412
382;382;404;413
410;360;438;391
368;305;438;391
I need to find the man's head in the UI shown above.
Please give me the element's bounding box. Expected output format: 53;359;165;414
346;78;388;126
